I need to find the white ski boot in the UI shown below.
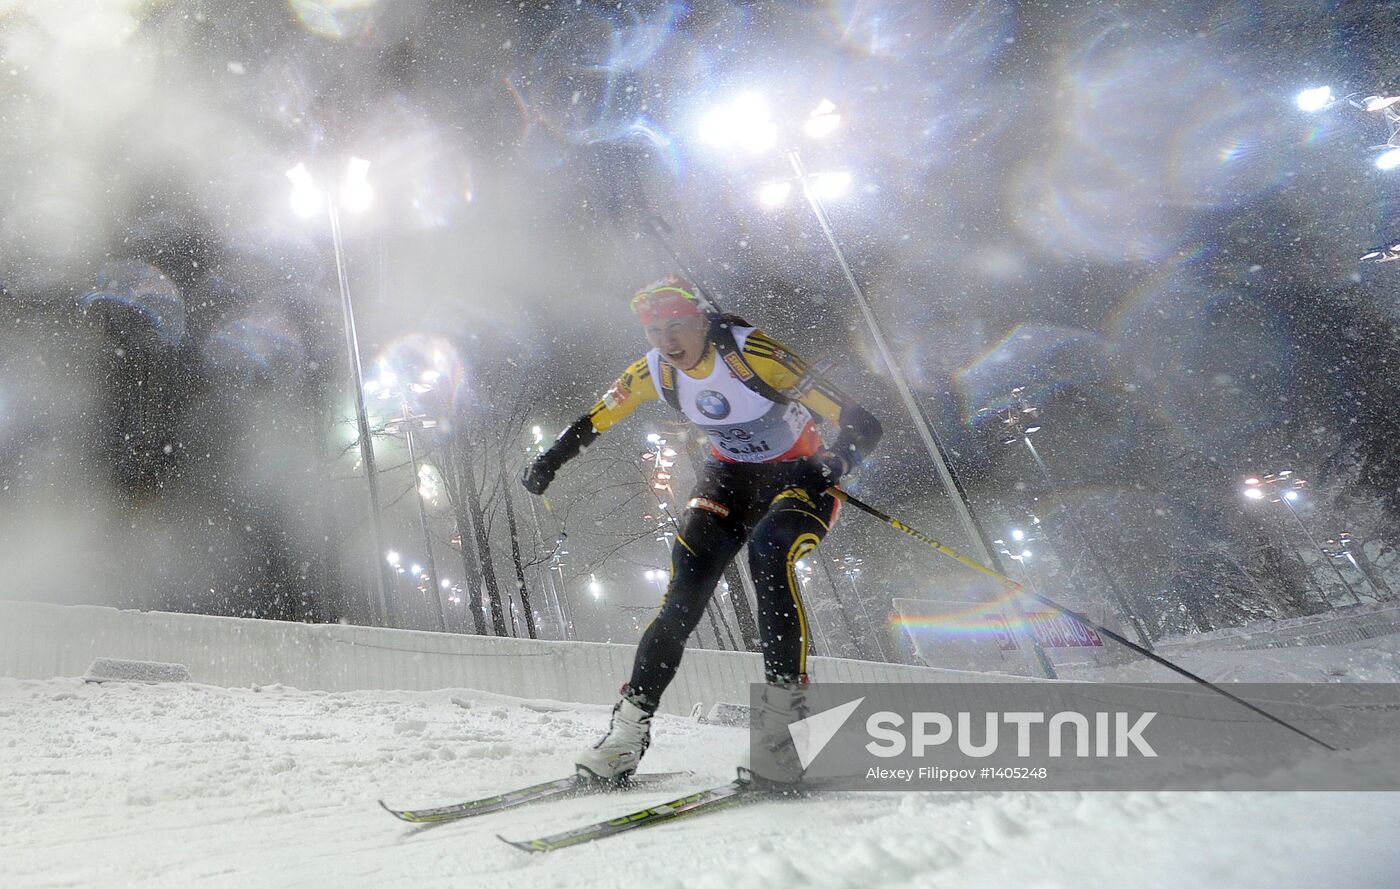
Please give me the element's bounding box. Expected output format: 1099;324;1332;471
575;687;655;783
738;677;810;787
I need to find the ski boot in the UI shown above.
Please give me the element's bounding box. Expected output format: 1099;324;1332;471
737;675;810;789
575;685;656;784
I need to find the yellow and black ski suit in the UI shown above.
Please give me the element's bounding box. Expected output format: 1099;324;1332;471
532;319;881;704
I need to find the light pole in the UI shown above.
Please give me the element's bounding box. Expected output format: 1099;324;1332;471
1320;532;1383;602
525;426;570;638
1295;86;1400;262
368;364;449;631
697;95;1049;678
977;389;1149;654
1244;472;1362;606
832;554;890;662
286;158;391;627
550;533;576;640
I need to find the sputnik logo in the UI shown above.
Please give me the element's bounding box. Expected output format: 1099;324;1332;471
788;697;864;769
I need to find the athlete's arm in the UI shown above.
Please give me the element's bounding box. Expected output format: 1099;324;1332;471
522;357;659;495
742;330;882;471
587;356;659;433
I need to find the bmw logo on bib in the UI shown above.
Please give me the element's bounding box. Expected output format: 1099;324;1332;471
695;390;731;419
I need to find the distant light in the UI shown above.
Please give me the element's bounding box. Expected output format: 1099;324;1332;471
1244;477;1260;485
1295;86;1334;112
440;578;451;588
804;99;841;139
421;370;441;382
1283;490;1300;502
1375;147;1400;171
757;180;792;207
1243;488;1265;500
285;162;323;218
1010;528;1025;542
386;550;400;566
1021;549;1033;560
810;171;852;200
411;564;422;576
589;575;602;599
532;425;542;437
340;157;373;214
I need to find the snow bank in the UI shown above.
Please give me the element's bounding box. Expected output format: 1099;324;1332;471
0;600;1015;717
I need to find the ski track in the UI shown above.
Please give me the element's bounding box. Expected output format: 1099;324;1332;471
4;652;1400;889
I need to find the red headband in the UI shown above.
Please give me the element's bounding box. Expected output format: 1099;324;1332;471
635;290;702;325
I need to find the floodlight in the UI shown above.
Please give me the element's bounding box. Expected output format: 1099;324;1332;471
285;162;323;218
698;93;777;154
1295;86;1334;112
340;157;373;214
758;180;792;207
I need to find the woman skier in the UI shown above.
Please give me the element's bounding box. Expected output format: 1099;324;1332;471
521;274;881;784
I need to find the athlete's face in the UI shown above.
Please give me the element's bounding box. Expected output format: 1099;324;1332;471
644;314;708;370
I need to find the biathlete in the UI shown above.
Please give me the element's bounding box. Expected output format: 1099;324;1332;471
521;274;881;784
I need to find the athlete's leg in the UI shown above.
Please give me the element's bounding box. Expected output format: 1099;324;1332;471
626;497;746;704
746;485;837;683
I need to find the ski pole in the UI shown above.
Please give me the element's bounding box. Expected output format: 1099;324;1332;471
829;486;1339;752
643;215;728;315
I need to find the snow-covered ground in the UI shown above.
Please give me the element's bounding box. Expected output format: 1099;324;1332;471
5;639;1400;889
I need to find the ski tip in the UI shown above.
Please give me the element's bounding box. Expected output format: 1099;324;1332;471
378;800;423;823
498;834;542;853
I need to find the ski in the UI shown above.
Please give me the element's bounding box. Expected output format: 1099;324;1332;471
499;778;757;852
379;771;690;825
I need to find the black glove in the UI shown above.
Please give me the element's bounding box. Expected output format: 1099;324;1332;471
796;449;849;492
521;454;559;496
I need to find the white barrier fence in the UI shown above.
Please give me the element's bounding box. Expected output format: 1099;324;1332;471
0;600;1014;716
